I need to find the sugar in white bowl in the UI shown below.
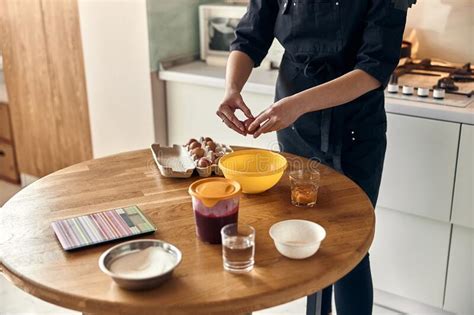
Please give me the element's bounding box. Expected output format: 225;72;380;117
269;220;326;259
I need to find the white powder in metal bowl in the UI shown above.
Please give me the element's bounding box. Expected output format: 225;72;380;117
110;247;176;278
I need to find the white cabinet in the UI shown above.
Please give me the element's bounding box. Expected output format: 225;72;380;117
444;225;474;314
378;114;460;222
166;81;278;148
371;206;451;308
452;124;474;229
444;124;474;314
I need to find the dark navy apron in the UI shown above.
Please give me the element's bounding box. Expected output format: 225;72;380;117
274;0;387;207
273;2;387;314
275;53;387;207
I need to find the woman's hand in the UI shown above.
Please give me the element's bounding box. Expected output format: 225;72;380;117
216;91;254;135
248;96;305;138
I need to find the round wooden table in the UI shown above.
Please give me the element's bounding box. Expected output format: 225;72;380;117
0;148;375;315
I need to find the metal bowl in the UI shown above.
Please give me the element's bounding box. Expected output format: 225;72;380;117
98;239;182;290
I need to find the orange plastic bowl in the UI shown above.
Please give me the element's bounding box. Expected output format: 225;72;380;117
218;149;287;194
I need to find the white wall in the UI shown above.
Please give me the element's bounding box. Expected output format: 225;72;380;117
78;0;155;158
405;0;474;63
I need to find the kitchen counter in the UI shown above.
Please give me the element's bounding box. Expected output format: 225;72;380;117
160;61;474;125
0;71;8;103
160;60;278;95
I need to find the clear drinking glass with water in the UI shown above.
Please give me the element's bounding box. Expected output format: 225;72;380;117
221;223;255;273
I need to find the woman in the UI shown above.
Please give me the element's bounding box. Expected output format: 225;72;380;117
216;0;415;314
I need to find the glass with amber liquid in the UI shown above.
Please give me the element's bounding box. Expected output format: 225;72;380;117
289;169;320;207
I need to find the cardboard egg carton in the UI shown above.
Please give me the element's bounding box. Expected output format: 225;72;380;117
150;137;232;178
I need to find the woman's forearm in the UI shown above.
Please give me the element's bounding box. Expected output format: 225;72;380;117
225;51;254;95
216;51;255;135
247;69;381;137
295;69;381;114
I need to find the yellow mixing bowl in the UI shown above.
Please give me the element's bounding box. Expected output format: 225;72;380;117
218;149;288;194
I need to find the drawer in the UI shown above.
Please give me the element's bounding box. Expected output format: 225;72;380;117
371;207;451;308
444;225;474;314
451;124;474;229
0;142;19;182
378;114;460;222
0;103;12;141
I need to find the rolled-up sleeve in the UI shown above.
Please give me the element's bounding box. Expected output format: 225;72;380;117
354;0;409;88
230;0;278;67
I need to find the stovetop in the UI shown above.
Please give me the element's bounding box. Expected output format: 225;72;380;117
384;59;473;108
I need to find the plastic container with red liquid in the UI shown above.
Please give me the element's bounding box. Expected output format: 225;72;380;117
188;178;241;244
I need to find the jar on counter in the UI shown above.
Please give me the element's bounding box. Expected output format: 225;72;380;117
188;178;241;244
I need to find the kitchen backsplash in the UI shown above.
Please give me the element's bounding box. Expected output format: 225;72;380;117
147;0;472;71
404;0;473;63
147;0;224;71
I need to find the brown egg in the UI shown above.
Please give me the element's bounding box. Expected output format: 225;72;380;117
208;152;218;163
191;147;205;159
206;141;217;151
197;157;211;168
188;142;201;150
204;137;213;142
244;118;255;134
186;138;198;146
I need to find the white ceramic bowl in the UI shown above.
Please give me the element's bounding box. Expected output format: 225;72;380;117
269;220;326;259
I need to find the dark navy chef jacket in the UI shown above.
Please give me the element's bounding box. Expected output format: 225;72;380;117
230;0;412;168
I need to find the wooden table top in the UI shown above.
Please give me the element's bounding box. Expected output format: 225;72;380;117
0;148;375;315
